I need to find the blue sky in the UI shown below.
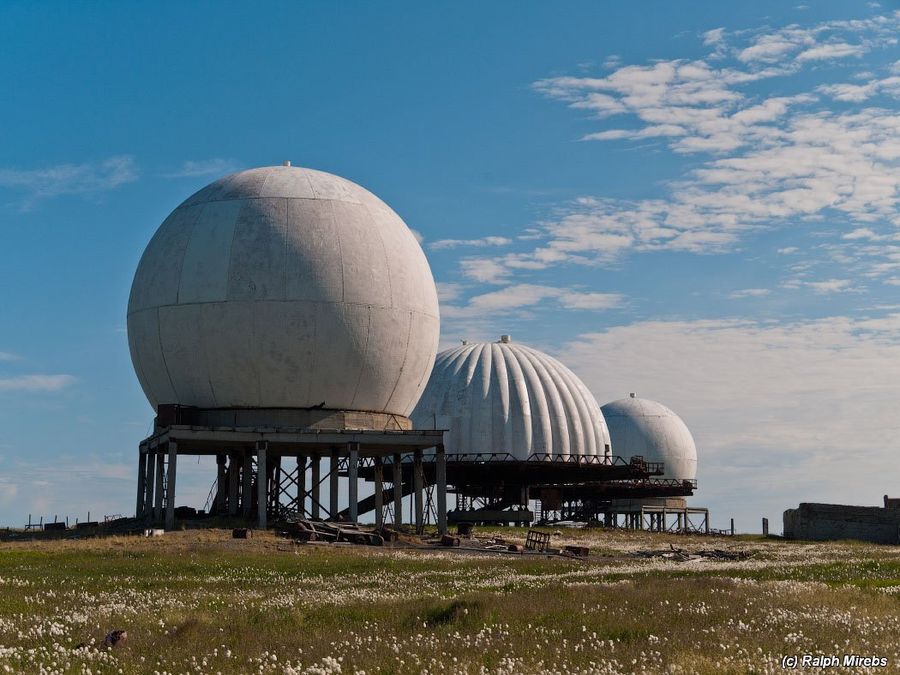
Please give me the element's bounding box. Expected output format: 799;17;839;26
1;1;898;530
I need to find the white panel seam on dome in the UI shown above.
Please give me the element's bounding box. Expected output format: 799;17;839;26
405;322;439;417
383;310;413;413
155;306;180;406
543;353;595;456
327;201;346;303
348;305;372;409
527;348;572;456
306;302;318;405
361;200;395;310
173;202;204;305
500;347;531;459
514;349;551;456
127;298;439;321
186;195;365;206
529;349;580;455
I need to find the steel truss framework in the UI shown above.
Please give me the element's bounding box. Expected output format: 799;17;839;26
351;452;698;527
135;425;449;535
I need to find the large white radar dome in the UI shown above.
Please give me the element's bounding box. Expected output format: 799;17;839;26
411;338;611;459
127;165;440;416
600;396;697;481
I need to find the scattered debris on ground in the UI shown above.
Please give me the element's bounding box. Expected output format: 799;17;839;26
525;529;552;552
280;518;385;546
631;544;750;561
103;630;127;648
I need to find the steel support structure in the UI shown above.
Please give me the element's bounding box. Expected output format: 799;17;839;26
136;427;447;533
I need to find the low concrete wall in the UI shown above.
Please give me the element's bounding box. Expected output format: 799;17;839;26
784;502;900;544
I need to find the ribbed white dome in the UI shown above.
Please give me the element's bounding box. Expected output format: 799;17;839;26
600;396;697;480
127;165;439;415
411;339;611;459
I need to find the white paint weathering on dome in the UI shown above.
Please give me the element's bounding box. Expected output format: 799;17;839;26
127;165;440;416
600;396;698;481
412;339;611;459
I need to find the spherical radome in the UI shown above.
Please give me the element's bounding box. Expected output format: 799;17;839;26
411;339;611;459
600;396;697;481
127;165;440;416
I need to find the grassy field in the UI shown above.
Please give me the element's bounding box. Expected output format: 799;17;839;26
0;527;898;674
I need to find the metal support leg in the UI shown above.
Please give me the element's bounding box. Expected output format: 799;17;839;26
228;453;239;516
329;451;339;520
374;457;384;529
215;454;227;514
241;453;253;518
311;454;321;519
436;445;447;535
136;451;147;518
414;449;424;534
393;453;403;527
165;442;177;531
144;450;156;519
257;442;267;529
297;455;307;518
348;442;359;523
153;453;164;523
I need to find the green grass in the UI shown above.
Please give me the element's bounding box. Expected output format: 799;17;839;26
0;528;898;673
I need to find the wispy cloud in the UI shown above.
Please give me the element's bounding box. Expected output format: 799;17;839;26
729;288;771;299
162;158;241;179
442;283;623;319
435;282;464;302
802;278;858;294
0;156;138;210
430;236;512;251
459;11;900;286
0;352;20;362
0;375;75;393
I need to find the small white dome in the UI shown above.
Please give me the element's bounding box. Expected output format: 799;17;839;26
600;396;697;481
412;339;611;459
127;165;440;415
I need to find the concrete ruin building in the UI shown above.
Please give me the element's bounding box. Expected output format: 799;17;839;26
784;497;900;544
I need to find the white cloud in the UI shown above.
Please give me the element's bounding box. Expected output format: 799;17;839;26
795;42;865;62
803;278;857;294
163;158;241;178
459;258;510;284
493;12;900;283
410;228;425;244
842;227;886;241
0;352;20;362
729;288;771;298
442;284;622;319
702;27;726;47
818;74;900;102
0;375;75;393
430;236;512;251
558;314;900;527
0;156;138;209
435;282;463;302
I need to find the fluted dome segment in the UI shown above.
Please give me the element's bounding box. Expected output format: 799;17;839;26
127;165;440;416
600;396;698;481
411;339;611;459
